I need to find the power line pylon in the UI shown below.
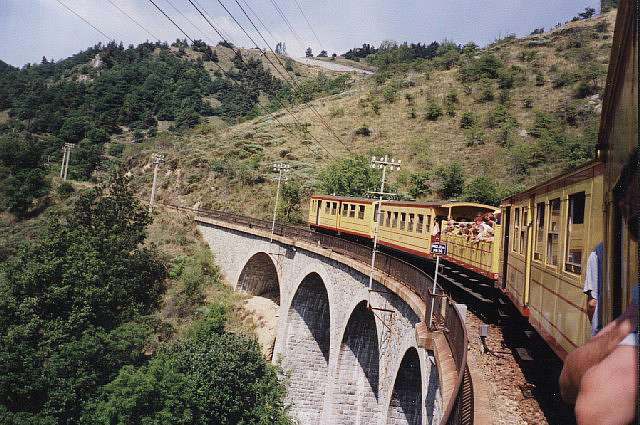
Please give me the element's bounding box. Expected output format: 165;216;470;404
60;143;75;181
367;155;401;309
270;162;290;241
149;153;165;213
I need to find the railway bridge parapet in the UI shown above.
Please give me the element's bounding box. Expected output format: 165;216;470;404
195;212;472;425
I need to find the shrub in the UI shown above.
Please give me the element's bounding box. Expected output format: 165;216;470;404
460;112;476;129
478;80;495;102
407;108;417;119
355;125;371;136
446;101;456;117
463;176;501;206
424;102;443;121
465;125;485;146
329;107;345;118
435;162;464;199
319;155;380;196
382;85;397;103
107;143;125;157
408;170;433;198
535;73;545;86
404;93;415;105
56;181;74;198
528;111;558;138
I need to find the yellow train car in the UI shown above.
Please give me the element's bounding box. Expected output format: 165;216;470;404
598;0;638;327
309;196;500;279
500;162;604;359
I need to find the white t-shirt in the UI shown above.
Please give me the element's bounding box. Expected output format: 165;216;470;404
583;249;599;336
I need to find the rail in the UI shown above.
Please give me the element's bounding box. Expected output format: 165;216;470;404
159;202;473;425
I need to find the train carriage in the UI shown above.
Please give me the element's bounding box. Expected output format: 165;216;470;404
500;162;604;358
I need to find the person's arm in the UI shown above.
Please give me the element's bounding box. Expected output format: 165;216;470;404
559;303;637;404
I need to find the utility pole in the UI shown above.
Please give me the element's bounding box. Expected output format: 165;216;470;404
149;153;165;213
60;143;75;180
367;156;401;305
270;162;290;241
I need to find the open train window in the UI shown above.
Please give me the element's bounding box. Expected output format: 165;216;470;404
393;212;398;228
350;204;356;218
534;202;545;261
325;202;330;214
426;215;431;232
417;214;424;233
547;198;561;267
358;205;365;219
400;213;406;230
408;213;415;231
513;208;520;252
332;202;337;215
565;192;586;274
386;211;391;227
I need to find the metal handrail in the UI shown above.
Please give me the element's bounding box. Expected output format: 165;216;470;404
159;201;472;424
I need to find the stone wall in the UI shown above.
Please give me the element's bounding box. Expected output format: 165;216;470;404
197;221;443;425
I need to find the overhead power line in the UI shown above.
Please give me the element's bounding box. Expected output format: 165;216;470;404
267;0;305;49
239;0;277;44
151;0;336;159
229;0;353;154
55;0;115;41
163;0;217;45
291;0;323;49
147;0;194;42
106;0;160;41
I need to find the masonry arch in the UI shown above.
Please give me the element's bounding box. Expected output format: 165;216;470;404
386;347;422;425
283;272;331;423
236;252;280;302
333;300;380;424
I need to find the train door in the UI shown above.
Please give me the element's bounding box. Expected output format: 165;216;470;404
315;200;321;226
501;206;511;289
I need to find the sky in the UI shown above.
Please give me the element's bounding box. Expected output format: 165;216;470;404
1;0;600;67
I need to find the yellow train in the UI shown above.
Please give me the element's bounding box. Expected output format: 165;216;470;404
308;196;500;278
307;0;637;361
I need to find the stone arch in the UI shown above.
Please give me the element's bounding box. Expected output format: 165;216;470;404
333;300;380;424
236;252;280;302
283;272;331;423
386;347;422;425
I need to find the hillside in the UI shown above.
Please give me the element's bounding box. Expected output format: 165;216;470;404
118;11;615;220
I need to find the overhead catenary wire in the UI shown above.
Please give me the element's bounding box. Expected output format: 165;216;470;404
147;0;194;42
266;0;305;49
291;0;323;49
239;0;277;45
183;0;337;159
55;0;115;41
162;0;218;46
229;0;354;154
106;0;160;41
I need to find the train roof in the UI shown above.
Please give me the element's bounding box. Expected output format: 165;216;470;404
500;160;604;204
310;194;498;211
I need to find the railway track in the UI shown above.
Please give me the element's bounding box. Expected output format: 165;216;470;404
428;260;577;424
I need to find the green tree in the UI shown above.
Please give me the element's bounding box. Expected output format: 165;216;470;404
279;180;305;224
462;176;502;206
83;308;292;425
0;133;49;218
435;162;464;199
0;173;166;423
424;102;443;121
319;155;380;196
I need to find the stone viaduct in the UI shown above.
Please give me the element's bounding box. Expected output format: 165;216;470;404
197;216;456;425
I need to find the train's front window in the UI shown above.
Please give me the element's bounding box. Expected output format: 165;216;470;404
565;192;586;274
547;198;561;266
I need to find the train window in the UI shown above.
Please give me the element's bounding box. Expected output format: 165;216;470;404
426;215;431;232
400;213;406;230
565;192;586;274
332;202;337;215
350;204;356;218
547;198;561;267
408;214;415;231
358;205;365;219
342;204;349;216
325;202;330;214
417;214;424;233
513;208;520;252
534;202;545;261
520;209;528;253
393;212;398;228
386;211;391;227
